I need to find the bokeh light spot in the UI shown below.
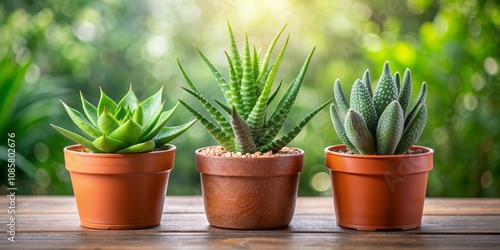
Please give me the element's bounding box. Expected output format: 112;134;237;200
310;172;331;192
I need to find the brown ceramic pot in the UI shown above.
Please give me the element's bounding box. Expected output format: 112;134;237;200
195;146;304;229
63;144;175;230
325;144;434;231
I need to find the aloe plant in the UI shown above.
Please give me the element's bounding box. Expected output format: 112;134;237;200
330;61;428;155
178;22;332;154
51;86;196;153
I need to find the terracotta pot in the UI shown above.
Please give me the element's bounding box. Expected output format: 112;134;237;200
325;144;434;231
63;144;175;230
195;146;304;229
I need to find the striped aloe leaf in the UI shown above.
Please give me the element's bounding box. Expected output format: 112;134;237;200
178;23;329;154
52;86;195;153
330;62;428;155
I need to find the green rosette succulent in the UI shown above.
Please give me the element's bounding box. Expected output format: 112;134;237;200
177;22;332;154
330;61;428;155
51;86;196;153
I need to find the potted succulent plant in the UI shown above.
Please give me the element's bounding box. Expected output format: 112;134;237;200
326;61;434;231
177;22;332;229
51;86;195;229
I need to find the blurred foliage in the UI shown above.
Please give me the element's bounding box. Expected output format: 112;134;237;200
0;0;498;197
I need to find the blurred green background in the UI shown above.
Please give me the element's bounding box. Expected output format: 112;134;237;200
1;0;499;197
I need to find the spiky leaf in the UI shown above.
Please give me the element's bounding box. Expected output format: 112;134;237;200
362;69;373;98
350;79;378;136
395;104;427;154
394;71;401;94
117;85;139;112
93;134;128;153
141;87;163;129
373;62;399;117
154;119;197;147
329;104;360;154
224;51;241;111
399;69;412;116
133;104;143;125
98;109;120;136
344;109;376;155
80;92;98;126
97;87;118;116
109;119;142;145
61;101;101;138
227;21;242;81
376;100;404;155
139;102;177;142
231;107;257;153
256;23;288;87
259;98;331;152
116;140;155;154
179;99;235;151
240;33;256;119
195;46;232;106
50;124;103;153
405;82;427;127
333;78;349;116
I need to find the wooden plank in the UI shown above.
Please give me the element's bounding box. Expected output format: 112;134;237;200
2;233;499;250
12;214;500;234
3;196;500;215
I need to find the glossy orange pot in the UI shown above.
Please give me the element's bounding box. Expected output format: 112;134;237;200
325;144;433;231
195;146;304;229
63;145;175;230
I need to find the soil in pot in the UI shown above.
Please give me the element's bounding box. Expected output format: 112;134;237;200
325;144;434;231
196;146;304;230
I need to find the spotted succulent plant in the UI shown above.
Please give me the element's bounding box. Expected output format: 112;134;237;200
51;86;196;153
330;62;428;155
177;22;331;154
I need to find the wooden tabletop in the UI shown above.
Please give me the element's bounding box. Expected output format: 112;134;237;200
1;196;499;249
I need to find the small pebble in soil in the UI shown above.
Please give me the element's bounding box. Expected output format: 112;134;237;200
198;146;302;157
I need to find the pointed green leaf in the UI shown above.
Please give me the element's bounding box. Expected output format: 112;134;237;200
181;87;234;139
141;87;163;129
256;23;288;85
227;21;242;81
179;99;235;151
80;92;98;126
376;100;404;155
259;98;332;152
117;85;139;112
333;78;349;117
177;57;201;95
50;124;103;153
329;104;360;154
154;119;197;147
224;51;241;111
267;79;283;106
395;104;427;154
350;79;378;137
61;100;101;138
362;69;373;98
261;47;316;145
405;82;427;127
394;71;401;94
214;98;232;114
133;104;143;125
97;87;118;116
195;46;232;106
247;36;288;139
399;69;412;116
344;109;376;155
240;33;256;120
373;61;399;117
93;134;128;153
139;102;177;142
113;105;128;121
116;140;155;154
109;119;142;145
98;108;120;136
231;107;257;153
252;44;260;83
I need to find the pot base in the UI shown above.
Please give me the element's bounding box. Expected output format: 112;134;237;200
337;222;421;231
81;221;160;230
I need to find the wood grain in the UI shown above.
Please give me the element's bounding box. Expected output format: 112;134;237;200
1;196;499;249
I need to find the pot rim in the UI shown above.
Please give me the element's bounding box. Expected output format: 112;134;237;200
325;144;434;159
64;144;176;157
63;144;176;174
325;144;433;175
195;146;304;177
